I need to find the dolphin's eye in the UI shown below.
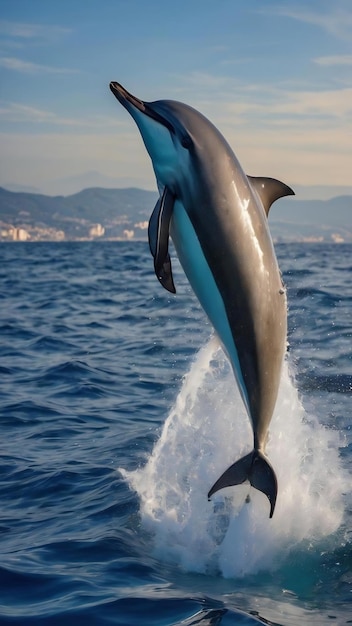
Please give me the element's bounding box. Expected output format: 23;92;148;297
181;135;193;150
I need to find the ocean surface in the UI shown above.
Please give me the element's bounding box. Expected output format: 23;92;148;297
0;241;351;625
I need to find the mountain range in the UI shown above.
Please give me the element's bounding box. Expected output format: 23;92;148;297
5;171;352;201
0;185;351;243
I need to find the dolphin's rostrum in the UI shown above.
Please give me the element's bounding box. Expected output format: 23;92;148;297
110;81;294;518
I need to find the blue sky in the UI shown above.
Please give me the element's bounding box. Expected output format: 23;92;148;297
0;0;351;195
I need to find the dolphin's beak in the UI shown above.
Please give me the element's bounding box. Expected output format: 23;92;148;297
110;81;175;134
110;81;146;113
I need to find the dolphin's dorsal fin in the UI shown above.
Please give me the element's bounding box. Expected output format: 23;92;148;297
248;176;295;217
148;186;176;293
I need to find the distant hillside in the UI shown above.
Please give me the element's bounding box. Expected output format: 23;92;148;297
0;186;351;242
0;187;157;241
269;194;352;242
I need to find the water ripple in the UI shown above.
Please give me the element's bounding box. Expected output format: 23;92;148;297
0;241;350;625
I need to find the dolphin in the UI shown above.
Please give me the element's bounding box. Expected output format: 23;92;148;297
110;81;294;518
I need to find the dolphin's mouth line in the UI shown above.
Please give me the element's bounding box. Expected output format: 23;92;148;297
110;81;145;111
110;81;175;134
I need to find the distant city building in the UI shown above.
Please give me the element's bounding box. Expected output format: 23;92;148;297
89;223;105;238
11;227;30;241
331;233;344;243
134;221;148;230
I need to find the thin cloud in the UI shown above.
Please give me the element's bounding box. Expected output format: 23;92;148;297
0;102;78;125
271;5;352;41
0;101;124;129
248;87;352;118
0;20;70;40
314;55;352;66
0;56;78;75
178;73;352;121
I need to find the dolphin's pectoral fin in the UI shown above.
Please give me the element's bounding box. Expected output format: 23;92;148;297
155;254;175;294
148;186;176;293
248;176;295;217
208;450;278;518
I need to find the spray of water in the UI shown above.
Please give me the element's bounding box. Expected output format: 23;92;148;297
121;337;347;577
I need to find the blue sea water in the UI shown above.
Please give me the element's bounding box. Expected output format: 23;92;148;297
0;241;351;625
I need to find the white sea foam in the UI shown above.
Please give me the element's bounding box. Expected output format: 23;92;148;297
121;337;347;577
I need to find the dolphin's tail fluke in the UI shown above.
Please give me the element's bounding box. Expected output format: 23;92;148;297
207;450;278;518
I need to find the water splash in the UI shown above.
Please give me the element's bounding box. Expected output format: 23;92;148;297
122;337;347;577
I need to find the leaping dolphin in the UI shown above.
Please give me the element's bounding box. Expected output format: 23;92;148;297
110;81;294;518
